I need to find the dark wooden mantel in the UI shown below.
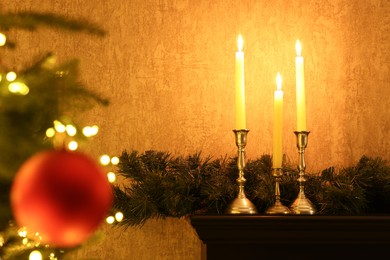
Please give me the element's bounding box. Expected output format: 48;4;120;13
190;215;390;259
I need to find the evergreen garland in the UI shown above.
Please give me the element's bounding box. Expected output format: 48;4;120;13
113;150;390;228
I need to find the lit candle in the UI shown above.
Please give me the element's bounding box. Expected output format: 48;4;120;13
273;72;283;168
295;40;306;131
235;34;246;130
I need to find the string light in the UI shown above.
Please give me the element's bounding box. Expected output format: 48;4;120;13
100;155;111;165
82;127;91;136
46;128;56;138
53;120;66;133
33;232;42;247
68;141;78;151
111;156;120;165
99;155;120;166
18;227;27;237
49;252;58;260
65;124;77;136
91;125;99;135
105;212;124;224
107;172;116;183
8;82;29;95
46;121;102;152
0;32;6;46
6;71;17;81
29;250;42;260
115;212;124;222
106;216;115;224
82;125;99;137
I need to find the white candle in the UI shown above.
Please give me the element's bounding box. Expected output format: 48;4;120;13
235;35;246;130
295;40;306;131
273;73;283;168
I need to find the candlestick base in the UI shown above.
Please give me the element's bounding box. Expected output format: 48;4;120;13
226;196;258;214
266;201;291;215
290;190;316;215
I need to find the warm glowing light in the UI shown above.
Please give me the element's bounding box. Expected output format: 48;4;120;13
49;252;57;260
65;124;77;136
111;156;120;165
91;125;99;135
295;40;302;56
100;155;111;165
68;141;78;151
18;227;27;237
34;232;42;246
82;125;99;137
46;128;56;138
53;120;66;133
8;82;29;95
22;237;29;245
6;71;17;81
107;172;116;183
0;32;6;46
106;216;115;224
237;34;243;52
115;212;124;222
29;250;42;260
276;72;282;90
82;126;91;136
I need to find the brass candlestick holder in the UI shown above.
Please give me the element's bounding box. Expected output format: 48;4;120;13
266;168;291;214
289;131;316;215
226;129;258;214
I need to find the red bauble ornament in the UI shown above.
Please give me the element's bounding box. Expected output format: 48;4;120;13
10;150;113;248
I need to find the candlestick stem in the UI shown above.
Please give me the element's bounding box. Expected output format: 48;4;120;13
289;131;316;215
226;129;257;214
266;168;291;214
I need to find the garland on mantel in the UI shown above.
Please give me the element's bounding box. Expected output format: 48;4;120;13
112;150;390;228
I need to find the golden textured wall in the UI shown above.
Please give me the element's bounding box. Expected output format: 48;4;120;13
2;0;390;259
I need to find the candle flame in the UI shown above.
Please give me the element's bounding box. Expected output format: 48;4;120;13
276;72;282;90
295;40;302;56
237;34;243;51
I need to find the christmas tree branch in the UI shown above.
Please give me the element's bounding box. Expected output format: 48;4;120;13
0;10;109;257
0;12;106;36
